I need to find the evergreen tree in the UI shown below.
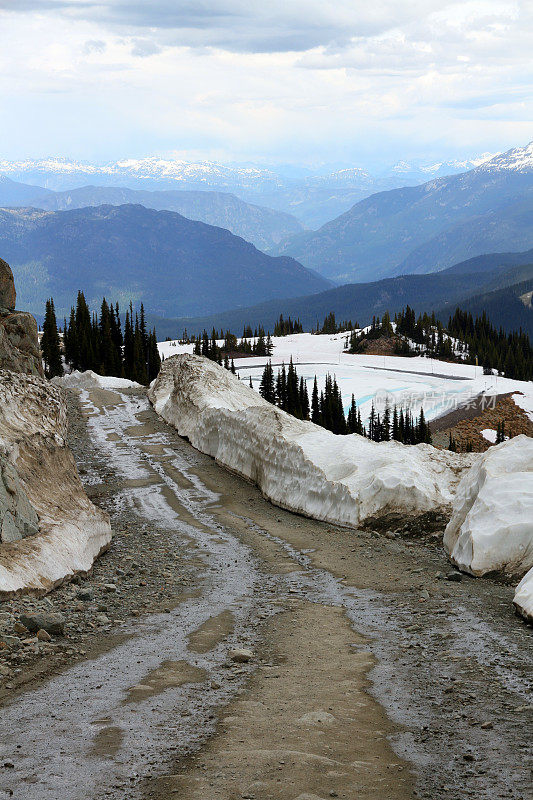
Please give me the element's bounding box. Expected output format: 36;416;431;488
41;298;64;378
123;308;135;379
259;361;276;404
147;328;161;382
311;377;320;424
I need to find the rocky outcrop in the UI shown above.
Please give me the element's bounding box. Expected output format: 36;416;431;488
0;258;43;377
352;334;403;356
0;257;112;595
0;453;39;543
0;370;112;595
0;257;16;311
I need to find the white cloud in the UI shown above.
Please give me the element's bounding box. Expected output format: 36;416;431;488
0;0;530;166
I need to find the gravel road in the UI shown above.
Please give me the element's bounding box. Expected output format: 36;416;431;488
0;386;531;800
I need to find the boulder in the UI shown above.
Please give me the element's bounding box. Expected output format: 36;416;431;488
0;257;43;376
0;258;16;312
19;612;65;635
0;310;43;377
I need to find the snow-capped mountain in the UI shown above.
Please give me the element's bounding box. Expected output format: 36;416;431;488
305;167;374;188
384;152;498;181
0;144;527;227
0;157;284;192
280;140;533;282
477;141;533;173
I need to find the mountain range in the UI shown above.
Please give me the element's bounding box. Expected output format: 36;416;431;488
145;249;533;340
4;185;305;252
0;204;331;319
277;142;533;282
0;152;497;228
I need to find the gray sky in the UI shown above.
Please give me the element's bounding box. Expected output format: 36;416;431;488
0;0;531;169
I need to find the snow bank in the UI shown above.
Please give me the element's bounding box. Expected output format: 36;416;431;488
513;392;533;422
148;355;471;528
443;436;533;577
54;370;141;391
513;568;533;623
0;371;112;595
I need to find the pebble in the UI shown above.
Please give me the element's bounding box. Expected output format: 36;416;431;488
103;584;117;593
229;648;254;664
446;572;463;582
36;629;52;643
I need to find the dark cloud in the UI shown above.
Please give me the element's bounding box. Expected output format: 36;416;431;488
0;0;446;54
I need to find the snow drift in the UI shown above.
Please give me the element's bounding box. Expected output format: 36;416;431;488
443;436;533;577
55;369;141;391
513;568;533;623
148;354;471;528
0;370;112;595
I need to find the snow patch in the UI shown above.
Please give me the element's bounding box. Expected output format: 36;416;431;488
513;567;533;623
481;429;497;444
148;355;471;529
443;436;533;577
512;392;533;422
54;370;141;391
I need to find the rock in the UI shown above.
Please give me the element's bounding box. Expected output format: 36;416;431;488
13;622;29;635
446;572;462;582
229;648;254;663
480;721;493;730
76;589;94;601
95;614;111;626
0;458;40;544
19;613;65;636
0;310;43;376
103;583;117;593
0;258;16;311
36;629;52;642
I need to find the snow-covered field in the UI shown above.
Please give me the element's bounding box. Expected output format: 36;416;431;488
159;332;533;425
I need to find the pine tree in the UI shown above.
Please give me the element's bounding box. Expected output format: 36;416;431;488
147;328;161;382
123;308;134;379
41;298;64;378
75;291;94;371
132;314;148;384
259;361;276;404
311;377;320;424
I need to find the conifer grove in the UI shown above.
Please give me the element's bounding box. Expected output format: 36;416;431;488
42;292;161;383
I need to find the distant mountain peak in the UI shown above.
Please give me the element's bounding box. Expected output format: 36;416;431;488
478;141;533;173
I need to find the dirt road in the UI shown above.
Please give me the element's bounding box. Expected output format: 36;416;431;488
0;387;531;800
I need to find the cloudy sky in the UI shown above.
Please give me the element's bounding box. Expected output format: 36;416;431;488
0;0;531;170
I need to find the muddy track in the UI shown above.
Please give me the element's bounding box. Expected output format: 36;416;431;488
0;387;531;800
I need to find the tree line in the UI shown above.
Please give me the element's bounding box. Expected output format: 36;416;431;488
40;292;161;384
193;327;273;362
257;359;431;444
447;308;533;381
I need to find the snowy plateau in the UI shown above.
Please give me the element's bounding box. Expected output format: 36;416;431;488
149;347;533;622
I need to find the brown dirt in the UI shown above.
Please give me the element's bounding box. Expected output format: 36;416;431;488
147;601;414;800
431;393;533;451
